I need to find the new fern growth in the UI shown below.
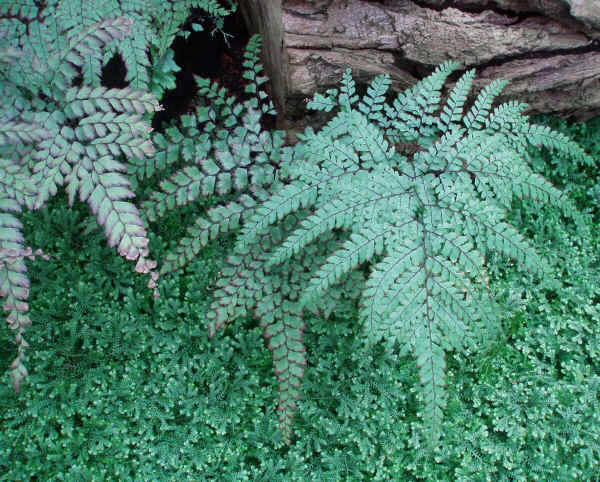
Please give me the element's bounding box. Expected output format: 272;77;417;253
204;62;593;446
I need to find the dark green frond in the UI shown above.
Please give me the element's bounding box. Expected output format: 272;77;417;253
259;295;306;445
0;7;170;393
526;123;595;166
0;121;52;144
0;158;47;393
358;74;392;123
385;60;460;144
159;191;266;275
338;68;359;111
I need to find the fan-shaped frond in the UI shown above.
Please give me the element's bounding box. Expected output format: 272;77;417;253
209;64;592;447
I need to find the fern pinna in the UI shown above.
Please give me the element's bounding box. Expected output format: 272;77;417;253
1;0;234;99
137;34;288;277
206;62;592;446
0;14;160;392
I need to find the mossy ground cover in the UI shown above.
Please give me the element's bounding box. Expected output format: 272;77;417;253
1;116;599;480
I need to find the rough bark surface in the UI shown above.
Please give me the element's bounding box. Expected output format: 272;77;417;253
240;0;600;137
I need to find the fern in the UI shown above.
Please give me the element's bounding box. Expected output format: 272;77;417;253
139;34;290;276
0;14;161;392
206;64;592;446
1;0;234;102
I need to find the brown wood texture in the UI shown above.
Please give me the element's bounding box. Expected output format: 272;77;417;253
240;0;600;136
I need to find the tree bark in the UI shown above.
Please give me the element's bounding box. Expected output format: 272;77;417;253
240;0;600;137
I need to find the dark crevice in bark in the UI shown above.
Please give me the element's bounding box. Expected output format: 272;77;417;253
283;0;333;18
278;1;600;125
391;50;437;79
449;39;600;81
409;0;567;20
283;8;329;19
371;0;582;30
387;40;600;83
286;0;541;23
289;37;600;84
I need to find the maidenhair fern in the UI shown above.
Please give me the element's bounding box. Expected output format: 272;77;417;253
0;15;160;392
1;0;234;102
1;0;234;394
3;4;593;451
206;62;593;446
138;34;291;276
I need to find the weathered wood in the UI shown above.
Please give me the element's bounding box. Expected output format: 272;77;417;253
239;1;287;118
240;0;600;137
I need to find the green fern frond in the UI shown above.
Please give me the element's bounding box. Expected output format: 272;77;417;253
130;116;211;180
3;0;232;99
49;16;134;93
437;69;476;132
386;60;460;144
143;166;206;221
0;158;46;393
358;74;392;122
237;182;321;252
306;88;339;113
338;68;359;111
0;120;51;144
526;123;595;166
65;86;160;115
0;12;165;392
159;191;267;275
463;78;508;131
242;35;275;114
209;65;593;448
484;99;529;134
117;29;151;89
300;223;389;306
259;294;307;445
208;210;347;443
141;36;287;282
